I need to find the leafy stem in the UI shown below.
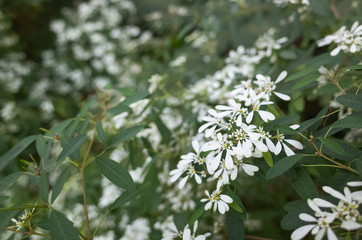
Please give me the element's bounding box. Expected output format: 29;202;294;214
308;136;358;174
80;130;96;240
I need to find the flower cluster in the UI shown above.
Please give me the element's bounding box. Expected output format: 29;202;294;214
317;21;362;56
10;208;35;231
161;220;211;240
171;70;303;214
291;181;362;240
272;0;309;6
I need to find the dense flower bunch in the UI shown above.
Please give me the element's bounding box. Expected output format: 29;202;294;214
291;181;362;240
41;0;149;96
171;70;303;214
318;21;362;56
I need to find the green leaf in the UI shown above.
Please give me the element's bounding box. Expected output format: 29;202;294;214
262;151;273;167
107;91;148;115
291;168;318;200
58;134;86;162
266;154;303;180
64;118;80;137
39;172;49;202
188;204;205;227
96;121;106;143
284;67;318;82
332;115;362;129
0;211;18;230
109;185;145;210
36;135;47;161
310;0;331;16
78;116;90;135
298;105;329;132
292;74;319;90
173;213;188;232
155;118;172;144
336;94;362;111
96;156;135;191
77;98;95;118
329;170;360;192
281;201;311;230
107;125;144;149
50;210;80;240
51;167;70;204
318;137;345;155
229;202;244;213
225;189;246;220
0;172;22;191
357;156;362;178
47;119;73;137
226;209;244;240
341;65;362;71
0;135;36;171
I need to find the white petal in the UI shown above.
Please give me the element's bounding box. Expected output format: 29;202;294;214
225;152;235;170
282;142;295;156
315;228;325;240
322;186;347;201
307;199;321;213
341;220;362;230
313;198;335;208
285;139;303;149
218;201;225;214
274;141;282;155
290;124;300;130
178;176;189;189
246;111;254;123
195;174;202;184
351;191;362;202
204;202;212;211
192;140;200;154
254;140;268;152
275;71;287;83
299;213;317;222
210;152;222;172
266;138;275;152
347;181;362;187
330;46;341;56
220;194;233;203
201;141;219;152
198;122;213;133
291;225;315;240
205;125;217;138
274;91;291;101
258;110;275;122
183;228;191;240
327;228;338;240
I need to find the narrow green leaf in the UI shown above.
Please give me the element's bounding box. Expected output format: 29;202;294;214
77;98;95;118
78;116;90;135
336;94;362;111
36;135;47;161
58;134;86;162
292;74;319;89
262;151;273;167
64;118;80;137
155;118;172;144
109;185;145;210
284;67;318;82
107;105;131;115
39;172;49;202
341;65;362;71
107;125;144;149
229;202;244;213
266;154;303;180
318;138;344;155
96;156;135;190
225;189;246;220
226;209;244;240
291;168;318;200
188;204;205;227
96;121;106;143
50;210;80;240
279;50;297;60
51;167;70;204
332;115;362;129
281;201;311;230
47;119;73;137
0;172;22;191
0;135;36;171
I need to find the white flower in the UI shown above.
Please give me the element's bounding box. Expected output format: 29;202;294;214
198;109;225;138
291;199;338;240
201;133;235;173
270;131;303;156
182;221;211;240
255;71;291;101
246;99;275;123
201;188;233;214
317;21;362;56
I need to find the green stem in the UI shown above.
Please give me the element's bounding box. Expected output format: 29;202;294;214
301;164;343;169
4;228;50;238
81;131;96;240
0;204;48;212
